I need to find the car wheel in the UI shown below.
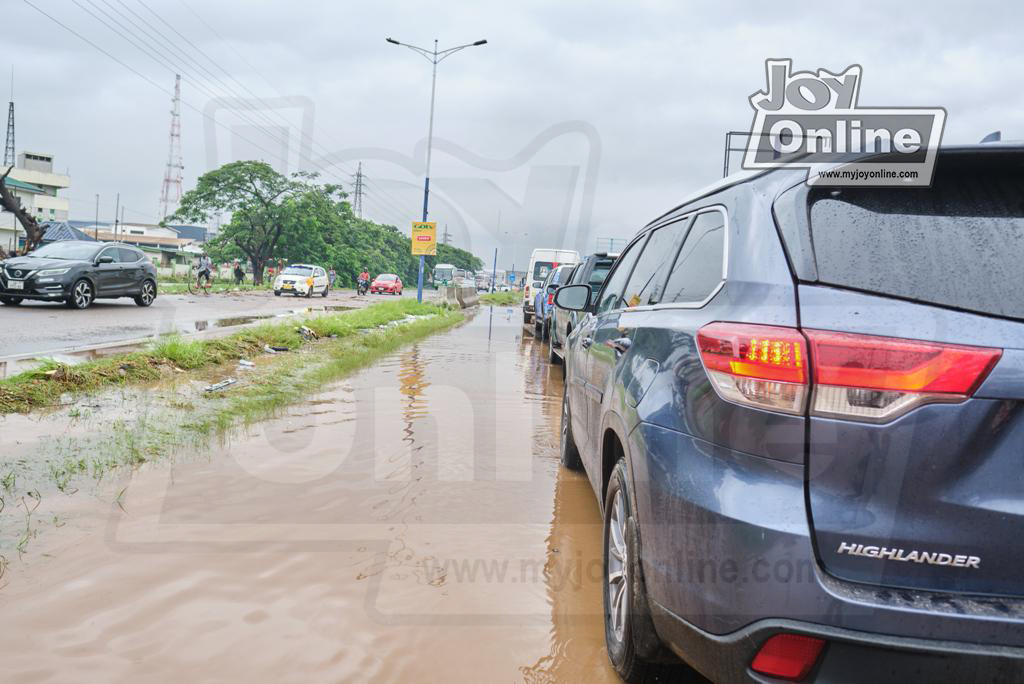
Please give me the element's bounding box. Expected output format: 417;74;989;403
604;459;691;683
322;285;329;297
66;279;95;309
274;290;281;297
0;296;23;306
523;309;532;325
559;389;582;471
306;286;313;298
134;279;157;307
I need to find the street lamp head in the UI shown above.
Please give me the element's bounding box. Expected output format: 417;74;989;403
385;37;400;45
473;39;488;46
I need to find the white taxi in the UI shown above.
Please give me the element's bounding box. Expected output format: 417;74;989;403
273;264;330;297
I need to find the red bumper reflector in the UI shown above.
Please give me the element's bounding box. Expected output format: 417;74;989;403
751;633;826;681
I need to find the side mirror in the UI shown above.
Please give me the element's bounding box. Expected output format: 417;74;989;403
546;283;558;294
554;283;591;311
97;255;115;264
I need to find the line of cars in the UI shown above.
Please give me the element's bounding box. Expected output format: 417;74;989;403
0;240;158;309
534;145;1024;682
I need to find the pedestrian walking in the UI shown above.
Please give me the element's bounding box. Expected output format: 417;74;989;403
328;267;337;290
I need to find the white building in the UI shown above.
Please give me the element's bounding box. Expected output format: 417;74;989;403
1;151;71;252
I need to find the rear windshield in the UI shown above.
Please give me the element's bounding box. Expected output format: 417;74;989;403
588;259;614;287
781;157;1024;321
533;261;556;281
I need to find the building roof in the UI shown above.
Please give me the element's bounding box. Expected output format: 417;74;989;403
40;221;98;243
93;230;194;248
166;224;208;242
3;177;45;194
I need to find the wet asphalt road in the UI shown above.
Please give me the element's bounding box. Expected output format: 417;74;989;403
0;288;422;357
0;306;623;683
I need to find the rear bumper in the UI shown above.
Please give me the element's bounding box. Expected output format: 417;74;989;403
651;602;1024;684
627;421;1024;677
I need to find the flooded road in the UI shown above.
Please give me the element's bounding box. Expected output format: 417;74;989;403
0;306;619;683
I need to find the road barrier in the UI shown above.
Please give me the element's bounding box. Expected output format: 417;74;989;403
455;286;479;308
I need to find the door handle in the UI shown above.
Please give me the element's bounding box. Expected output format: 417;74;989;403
581;336;593;349
605;337;632;354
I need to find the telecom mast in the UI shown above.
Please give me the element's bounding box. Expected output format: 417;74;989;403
3;68;14;167
352;162;365;218
159;74;184;220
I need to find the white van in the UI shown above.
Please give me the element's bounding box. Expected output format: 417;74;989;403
522;248;580;323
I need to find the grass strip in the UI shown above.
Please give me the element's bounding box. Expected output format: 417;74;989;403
479;291;521;306
0;299;446;414
187;307;464;434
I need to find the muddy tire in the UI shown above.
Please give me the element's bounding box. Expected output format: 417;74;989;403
559;388;582;471
0;295;22;306
134;279;157;307
66;279;94;309
604;460;695;683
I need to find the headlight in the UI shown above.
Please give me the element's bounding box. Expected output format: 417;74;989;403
37;267;71;277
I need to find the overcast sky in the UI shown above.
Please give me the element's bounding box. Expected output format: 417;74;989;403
6;0;1024;269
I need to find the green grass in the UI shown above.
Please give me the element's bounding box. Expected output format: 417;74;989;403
479;291;521;306
189;307;464;434
0;299;450;414
157;281;271;295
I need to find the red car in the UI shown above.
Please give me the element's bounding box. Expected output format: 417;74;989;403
370;273;403;295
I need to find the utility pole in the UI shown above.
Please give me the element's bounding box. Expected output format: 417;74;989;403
3;68;14;167
114;192;120;242
352;161;365;218
386;35;488;302
159;74;184;221
441;224;451;245
94;194;99;240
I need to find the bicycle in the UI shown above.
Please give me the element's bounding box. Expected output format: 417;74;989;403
187;268;213;296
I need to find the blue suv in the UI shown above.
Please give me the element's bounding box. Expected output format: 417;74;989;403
554;145;1024;683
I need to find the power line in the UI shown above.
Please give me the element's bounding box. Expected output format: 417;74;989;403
28;0;392;220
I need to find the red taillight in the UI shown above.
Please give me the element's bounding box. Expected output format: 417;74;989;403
547;293;554;306
750;633;825;681
698;322;1002;422
697;323;809;414
804;330;1001;394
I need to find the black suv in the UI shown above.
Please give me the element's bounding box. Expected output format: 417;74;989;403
0;240;159;309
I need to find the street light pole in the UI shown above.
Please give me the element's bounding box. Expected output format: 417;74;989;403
386;36;487;303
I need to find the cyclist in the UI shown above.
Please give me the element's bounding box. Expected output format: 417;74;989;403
196;254;213;286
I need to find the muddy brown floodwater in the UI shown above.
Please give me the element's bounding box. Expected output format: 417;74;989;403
0;306;620;683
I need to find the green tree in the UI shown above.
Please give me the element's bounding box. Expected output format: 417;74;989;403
170;161;331;284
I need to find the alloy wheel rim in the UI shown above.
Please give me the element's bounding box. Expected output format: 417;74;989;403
142;283;154;304
74;282;91;308
607;488;629;643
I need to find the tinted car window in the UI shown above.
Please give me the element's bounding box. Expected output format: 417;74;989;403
117;248;141;263
596;238;645;314
804;164;1024;320
621;223;686;308
97;247;120;263
662;210;726;304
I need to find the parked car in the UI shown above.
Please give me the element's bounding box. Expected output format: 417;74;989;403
522;247;579;325
370;273;403;295
273;264;329;297
0;240;158;309
547;252;617;365
554;145;1024;683
532;264;574;340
